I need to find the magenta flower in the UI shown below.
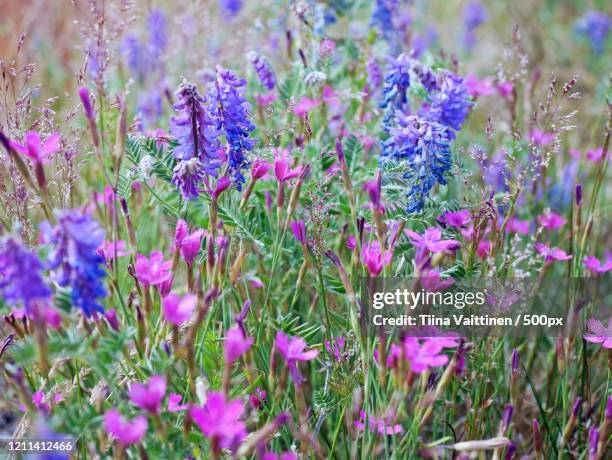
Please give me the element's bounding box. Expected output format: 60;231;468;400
354;411;403;435
496;81;513;98
402;336;450;373
319;38;336;56
190;392;247;450
134;251;173;287
224;325;254;363
274;151;301;182
251;158;271;180
275;331;319;386
325;335;347;362
529;129;555;146
534;243;572;262
439;209;471;229
174;219;189;246
104;309;120;331
212;176;231;199
293;97;321;117
361;241;392;276
477;239;492;258
167;393;189;412
98;240;131;261
249;387;267;410
584;317;612;348
254;92;277;106
290;220;307;245
583;255;612;274
420;269;454;292
10;131;61;164
537;211;566;230
128;374;167;413
163;293;196;325
104;409;148;445
363;171;384;213
465;74;495;97
507;218;530;235
405;227;461;254
586;147;604;162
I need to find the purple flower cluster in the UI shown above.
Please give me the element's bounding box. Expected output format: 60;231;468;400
371;0;399;44
169;80;222;198
42;210;107;316
463;1;487;49
380;53;411;125
0;236;51;313
121;8;168;81
425;72;473;133
575;11;610;54
248;51;275;90
382;113;452;213
209;66;256;190
219;0;243;19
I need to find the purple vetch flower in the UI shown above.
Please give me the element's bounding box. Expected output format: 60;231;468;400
0;236;52;313
169;80;221;193
575;11;610;54
275;331;319;386
248;51;275;90
209;66;256;190
412;26;438;58
147;8;168;55
121;34;149;81
128;374;167;413
42;211;107;316
104;409;148;446
583;317;612;348
380;53;411;126
370;0;400;44
138;90;164;129
224;325;254;363
463;1;487;49
366;58;383;91
425;72;473;133
190;392;247;451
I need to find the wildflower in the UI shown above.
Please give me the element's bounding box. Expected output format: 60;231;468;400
366;58;383;91
167;393;189;412
371;0;399;44
537;211;566;230
209;66;256;189
42;211;107;316
293;97;321;117
274;151;301;182
254;92;276;106
381;113;452;213
361;241;392;276
219;0;243;19
420;269;454;291
529;129;555;146
0;236;51;313
355;411;403;435
426;72;473;133
319;39;336;57
465;75;495;97
496;81;513;98
402;336;450;373
104;309;120;331
583;255;612;274
251;158;271;180
575;11;610;54
275;331;319;386
190;392;247;450
290;220;307;245
588;427;599;460
122;34;149;81
583;318;612;348
406;227;460;254
534;243;572;262
477;240;491;258
169;80;221;196
174;221;205;266
249;387;266;410
104;409;148;446
325;336;347;362
248;51;275;90
506;218;530;235
163;293;197;325
135;251;173;287
129;375;167;413
511;348;520;377
363;171;384;213
463;1;487;49
148;8;168;55
439;209;471;229
224;325;254;363
98;240;130;261
586;147;604;162
10;131;60;164
380;53;411;125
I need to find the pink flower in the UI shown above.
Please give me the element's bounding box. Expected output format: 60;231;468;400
402;337;450;373
496;81;513;98
529;129;555;146
252;158;271;180
439;209;471;229
583;318;612;349
325;336;347;362
163;293;197;325
104;309;120;331
534;242;572;262
405;227;461;253
167;393;189;412
420;270;454;292
10;131;61;164
363;171;384;213
190;392;247;450
275;331;319;386
319;39;336;56
213;176;231;199
361;241;392;276
465;74;496;97
128;375;167;413
354;411;403;435
507;218;530;235
583;255;612;274
346;235;357;251
104;409;148;446
569;148;582;159
249;387;267;410
537;211;566;230
477;240;492;258
293;97;320;117
32;391;50;411
224;326;254;363
274;151;301;182
586;147;604;162
98;240;131;261
290;220;307;244
254;92;277;106
135;251;173;287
